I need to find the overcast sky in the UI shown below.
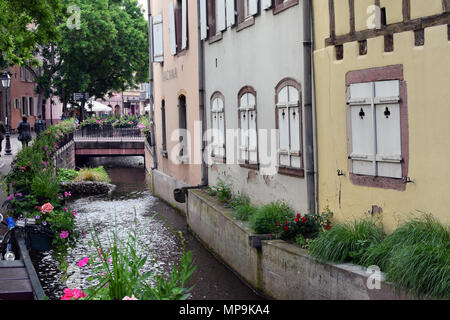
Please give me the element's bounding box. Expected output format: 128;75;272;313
137;0;148;20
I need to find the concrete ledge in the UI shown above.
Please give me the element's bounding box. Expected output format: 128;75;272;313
187;189;413;300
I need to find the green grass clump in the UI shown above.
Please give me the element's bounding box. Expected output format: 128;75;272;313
249;201;294;234
73;166;111;183
361;214;450;299
309;219;384;265
56;168;79;183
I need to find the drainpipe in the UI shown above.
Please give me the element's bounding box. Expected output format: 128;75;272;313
197;0;208;187
147;0;158;170
303;0;317;214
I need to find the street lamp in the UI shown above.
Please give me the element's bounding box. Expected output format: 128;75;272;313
1;72;12;156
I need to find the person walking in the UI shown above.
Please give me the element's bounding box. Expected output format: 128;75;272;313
17;116;32;148
35;115;47;136
0;120;5;156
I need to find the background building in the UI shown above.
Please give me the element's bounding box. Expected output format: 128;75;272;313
313;0;450;232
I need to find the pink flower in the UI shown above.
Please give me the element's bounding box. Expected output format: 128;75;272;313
41;202;54;213
60;231;69;239
122;295;138;300
82;230;87;238
61;288;86;300
78;257;89;268
61;288;74;300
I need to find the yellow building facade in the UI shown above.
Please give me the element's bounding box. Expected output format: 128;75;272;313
313;0;450;233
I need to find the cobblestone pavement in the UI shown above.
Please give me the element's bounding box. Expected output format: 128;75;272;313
0;133;35;205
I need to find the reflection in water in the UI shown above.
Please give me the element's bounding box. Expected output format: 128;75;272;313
31;156;261;300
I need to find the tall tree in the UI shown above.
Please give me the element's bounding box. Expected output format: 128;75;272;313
0;0;65;67
34;0;149;120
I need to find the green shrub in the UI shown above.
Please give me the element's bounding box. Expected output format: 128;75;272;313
31;171;61;204
56;168;79;183
228;194;257;221
249;201;294;234
309;219;384;265
361;214;450;299
213;179;232;203
73;166;110;183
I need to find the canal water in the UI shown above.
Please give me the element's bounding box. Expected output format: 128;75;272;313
31;156;261;300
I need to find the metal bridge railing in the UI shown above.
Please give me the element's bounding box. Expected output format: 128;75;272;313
73;125;144;141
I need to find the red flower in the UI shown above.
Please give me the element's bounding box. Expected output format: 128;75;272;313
285;225;289;231
285;220;288;225
302;217;307;223
325;224;331;230
296;213;301;219
295;217;299;223
277;222;281;227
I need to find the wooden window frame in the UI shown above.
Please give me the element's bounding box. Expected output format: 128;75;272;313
238;86;259;171
161;99;168;158
210;91;226;163
275;78;304;178
236;0;255;32
273;0;299;15
346;64;409;191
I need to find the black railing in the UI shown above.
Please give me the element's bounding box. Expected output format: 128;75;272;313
74;124;143;140
56;132;74;149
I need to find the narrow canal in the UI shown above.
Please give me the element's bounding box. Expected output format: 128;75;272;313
31;156;261;300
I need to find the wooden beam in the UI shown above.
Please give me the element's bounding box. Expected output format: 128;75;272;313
403;0;411;21
329;0;336;39
443;0;450;12
349;0;355;33
325;11;450;46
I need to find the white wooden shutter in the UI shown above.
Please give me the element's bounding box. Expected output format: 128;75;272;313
288;86;301;168
168;1;177;55
374;80;402;178
249;0;258;16
34;97;38;116
262;0;272;10
212;99;219;156
277;87;290;167
200;0;208;40
181;0;188;50
226;0;235;27
217;0;226;31
348;83;375;176
239;94;249;161
152;14;164;62
217;99;225;158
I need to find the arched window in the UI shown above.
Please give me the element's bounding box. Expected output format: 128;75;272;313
178;95;187;157
238;86;258;169
161;99;167;156
275;78;303;177
210;92;225;161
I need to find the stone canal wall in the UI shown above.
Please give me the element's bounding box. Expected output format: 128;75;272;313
55;140;76;170
187;189;411;300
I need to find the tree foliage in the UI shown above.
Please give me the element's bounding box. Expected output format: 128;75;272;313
0;0;65;67
34;0;149;118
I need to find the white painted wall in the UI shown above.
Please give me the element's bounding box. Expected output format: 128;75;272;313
204;3;311;213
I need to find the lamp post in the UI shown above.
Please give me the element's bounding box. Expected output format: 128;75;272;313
0;72;12;156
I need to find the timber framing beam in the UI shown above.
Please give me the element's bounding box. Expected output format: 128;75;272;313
325;11;450;47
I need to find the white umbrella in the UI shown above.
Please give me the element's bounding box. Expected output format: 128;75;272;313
85;101;112;113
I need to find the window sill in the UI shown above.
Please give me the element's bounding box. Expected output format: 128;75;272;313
273;0;299;15
211;156;226;164
349;173;406;191
239;162;259;171
160;150;168;158
236;16;255;32
277;166;304;178
208;32;223;44
175;49;187;57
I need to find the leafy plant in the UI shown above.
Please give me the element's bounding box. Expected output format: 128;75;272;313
213;179;232;204
278;210;334;242
229;194;258;221
249;201;294;234
31;171;61;204
308;219;384;265
73;166;110;183
361;214;450;299
56;168;79;183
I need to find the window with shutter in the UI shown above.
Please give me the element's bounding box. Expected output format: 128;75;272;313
181;0;188;50
29;97;33;116
210;92;226;162
273;0;298;15
238;87;258;169
152;14;164;63
216;0;226;32
200;0;208;40
275;78;303;177
236;0;256;30
347;76;405;181
226;0;235;27
168;1;177;55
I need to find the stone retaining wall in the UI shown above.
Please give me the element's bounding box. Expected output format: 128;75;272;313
187;189;412;300
59;181;115;198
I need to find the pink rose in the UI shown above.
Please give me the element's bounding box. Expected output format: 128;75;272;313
78;257;89;268
41;202;54;214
